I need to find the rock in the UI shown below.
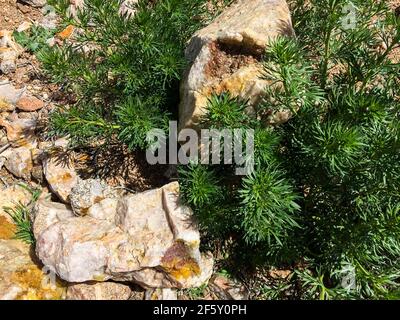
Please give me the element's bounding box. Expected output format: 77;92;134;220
0;30;23;53
119;0;138;18
145;288;177;300
42;151;79;203
16;95;45;112
0;115;36;147
0;61;15;75
0;216;16;240
0;240;66;300
0;184;32;224
0;98;14;112
0;82;25;106
66;0;85;19
0;30;22;75
179;0;294;130
31;200;74;239
4;146;34;179
210;275;249;300
66;282;132;300
19;0;47;8
17;22;32;33
36;182;213;289
70;179;117;215
87;198;118;222
39;12;58;30
67;0;139;19
56;25;75;40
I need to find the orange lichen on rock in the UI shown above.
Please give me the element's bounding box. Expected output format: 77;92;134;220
161;241;201;281
0;216;16;240
10;264;66;300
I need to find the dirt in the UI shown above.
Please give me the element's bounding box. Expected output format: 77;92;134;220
0;0;43;30
205;41;261;80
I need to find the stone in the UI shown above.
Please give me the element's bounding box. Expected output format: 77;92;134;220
0;82;25;106
0;30;23;53
70;178;117;215
0;56;17;75
57;25;75;40
66;282;132;300
39;12;58;30
36;182;214;289
0;216;16;240
0;115;36;148
0;98;14;112
210;275;249;300
0;184;32;224
42;152;79;203
67;0;139;20
31;200;74;239
4;146;33;179
0;240;66;300
19;0;47;8
16;95;45;112
179;0;294;130
145;288;177;300
119;0;138;18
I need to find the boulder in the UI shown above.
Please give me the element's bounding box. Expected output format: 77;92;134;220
66;282;132;300
0;240;65;300
36;182;213;289
179;0;294;130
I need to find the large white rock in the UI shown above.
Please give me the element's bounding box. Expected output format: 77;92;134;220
179;0;294;130
36;182;213;289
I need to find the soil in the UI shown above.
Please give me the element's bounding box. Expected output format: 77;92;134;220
0;0;43;30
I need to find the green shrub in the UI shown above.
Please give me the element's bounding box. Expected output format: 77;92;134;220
40;0;222;149
180;0;400;299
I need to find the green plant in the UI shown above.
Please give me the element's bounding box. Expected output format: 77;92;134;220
39;0;223;150
3;184;41;245
180;0;400;299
